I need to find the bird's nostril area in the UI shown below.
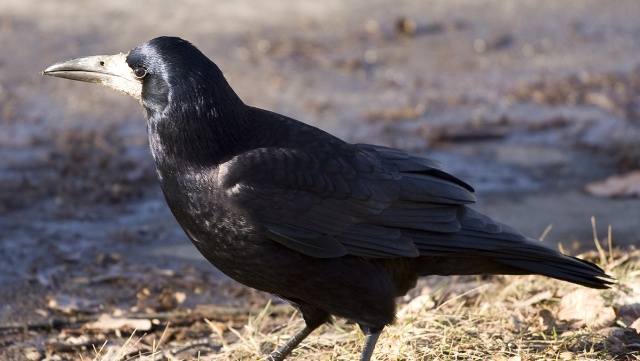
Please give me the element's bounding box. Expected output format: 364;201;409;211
99;61;105;66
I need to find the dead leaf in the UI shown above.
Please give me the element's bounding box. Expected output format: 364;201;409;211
584;171;640;198
21;347;42;361
559;351;574;360
557;289;615;329
47;294;100;314
364;107;423;121
85;313;152;331
631;318;640;333
585;91;617;112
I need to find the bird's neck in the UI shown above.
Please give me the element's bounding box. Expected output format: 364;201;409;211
146;87;251;174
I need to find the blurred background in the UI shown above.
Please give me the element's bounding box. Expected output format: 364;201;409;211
1;0;640;352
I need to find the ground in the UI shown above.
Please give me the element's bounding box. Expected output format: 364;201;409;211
1;0;639;360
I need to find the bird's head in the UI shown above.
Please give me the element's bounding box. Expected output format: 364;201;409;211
43;36;241;119
44;37;250;166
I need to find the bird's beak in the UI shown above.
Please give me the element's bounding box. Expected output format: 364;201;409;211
42;53;142;100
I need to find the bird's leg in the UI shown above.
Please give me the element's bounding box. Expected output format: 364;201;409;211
359;325;383;361
267;305;330;361
266;324;316;361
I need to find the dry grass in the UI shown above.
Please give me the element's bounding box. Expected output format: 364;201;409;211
89;244;639;361
206;281;629;361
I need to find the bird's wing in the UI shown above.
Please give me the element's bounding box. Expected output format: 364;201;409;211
218;143;476;259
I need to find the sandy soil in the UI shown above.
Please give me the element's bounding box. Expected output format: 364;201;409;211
1;0;640;359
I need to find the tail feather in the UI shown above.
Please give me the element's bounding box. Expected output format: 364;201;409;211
409;207;615;289
497;254;614;289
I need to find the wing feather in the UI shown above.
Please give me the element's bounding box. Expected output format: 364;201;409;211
220;143;487;259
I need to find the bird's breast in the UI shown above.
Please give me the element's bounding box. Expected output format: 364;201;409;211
156;167;259;253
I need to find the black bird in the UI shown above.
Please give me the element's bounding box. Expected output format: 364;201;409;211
43;37;613;361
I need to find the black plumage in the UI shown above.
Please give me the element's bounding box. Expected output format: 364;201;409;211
43;36;614;361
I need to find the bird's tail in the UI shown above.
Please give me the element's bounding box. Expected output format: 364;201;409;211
481;237;613;289
408;208;615;289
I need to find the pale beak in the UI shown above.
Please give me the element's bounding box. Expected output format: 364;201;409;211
43;53;142;100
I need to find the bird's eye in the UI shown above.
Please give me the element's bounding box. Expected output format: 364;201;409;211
133;67;147;79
